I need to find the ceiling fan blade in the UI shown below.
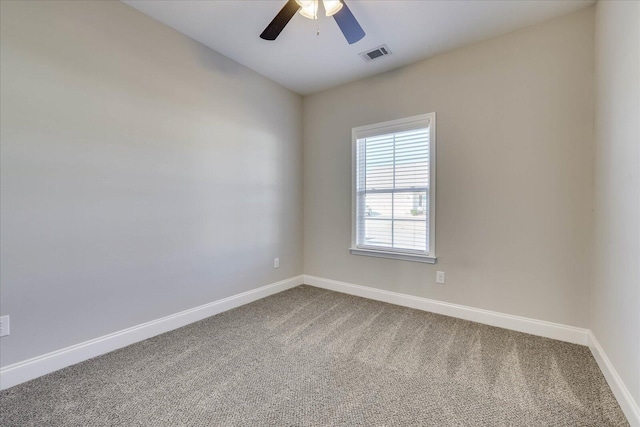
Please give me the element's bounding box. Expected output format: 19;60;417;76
333;1;365;44
260;0;300;41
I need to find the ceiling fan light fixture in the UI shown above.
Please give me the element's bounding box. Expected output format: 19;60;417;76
323;0;343;17
261;0;365;44
296;0;318;20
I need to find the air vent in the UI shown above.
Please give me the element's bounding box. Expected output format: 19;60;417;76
359;45;391;63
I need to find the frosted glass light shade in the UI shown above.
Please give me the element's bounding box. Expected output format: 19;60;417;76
323;0;343;16
296;0;318;20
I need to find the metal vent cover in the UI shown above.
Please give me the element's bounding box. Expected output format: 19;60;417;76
359;45;391;63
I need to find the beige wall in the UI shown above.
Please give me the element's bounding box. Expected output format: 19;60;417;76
303;8;594;327
593;0;640;406
0;1;303;366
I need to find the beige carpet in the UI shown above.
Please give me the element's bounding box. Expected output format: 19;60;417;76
0;285;629;426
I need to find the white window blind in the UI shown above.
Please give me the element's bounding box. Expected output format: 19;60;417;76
352;114;436;262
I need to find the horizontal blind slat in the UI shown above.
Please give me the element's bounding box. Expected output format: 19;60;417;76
356;125;430;252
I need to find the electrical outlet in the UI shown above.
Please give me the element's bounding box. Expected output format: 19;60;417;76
0;315;9;337
436;271;445;284
274;258;280;269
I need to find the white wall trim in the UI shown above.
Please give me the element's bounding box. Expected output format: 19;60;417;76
588;333;640;426
304;275;639;424
0;275;304;390
303;275;589;345
5;273;637;427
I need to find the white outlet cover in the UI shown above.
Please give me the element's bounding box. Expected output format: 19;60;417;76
274;258;280;268
436;271;445;284
0;315;9;337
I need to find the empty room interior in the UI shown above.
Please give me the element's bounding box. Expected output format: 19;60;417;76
0;0;638;425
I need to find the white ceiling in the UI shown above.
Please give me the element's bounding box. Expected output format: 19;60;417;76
122;0;594;95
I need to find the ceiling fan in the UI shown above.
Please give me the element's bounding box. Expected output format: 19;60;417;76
260;0;365;45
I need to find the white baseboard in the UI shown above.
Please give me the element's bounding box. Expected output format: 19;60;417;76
4;274;636;426
589;333;640;426
304;275;640;424
303;275;589;345
0;275;304;390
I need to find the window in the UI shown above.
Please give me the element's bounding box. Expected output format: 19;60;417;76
350;113;436;263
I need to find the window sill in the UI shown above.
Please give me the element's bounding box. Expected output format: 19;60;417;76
349;248;437;264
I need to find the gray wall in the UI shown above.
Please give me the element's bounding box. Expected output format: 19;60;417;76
0;1;303;366
593;0;640;405
303;8;594;328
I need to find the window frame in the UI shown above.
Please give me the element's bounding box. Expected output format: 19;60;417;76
350;113;437;264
